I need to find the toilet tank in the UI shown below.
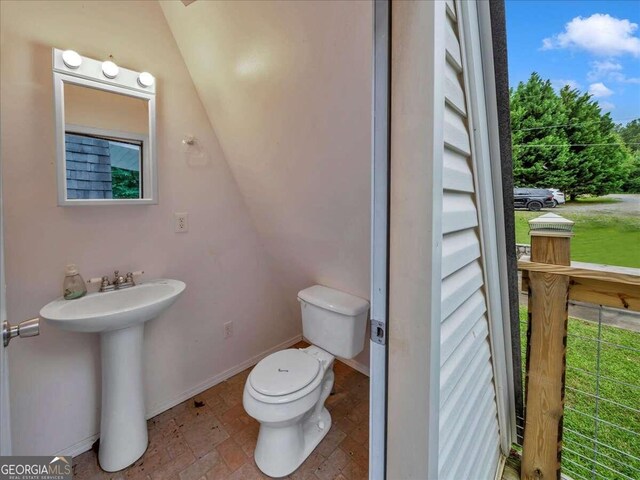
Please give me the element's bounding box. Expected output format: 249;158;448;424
298;285;369;359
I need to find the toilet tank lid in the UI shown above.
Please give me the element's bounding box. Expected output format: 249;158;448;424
297;285;369;316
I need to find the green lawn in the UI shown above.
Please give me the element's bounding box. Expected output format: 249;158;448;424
515;211;640;268
569;196;623;205
519;308;640;479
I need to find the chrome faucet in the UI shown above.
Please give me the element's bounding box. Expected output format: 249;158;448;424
95;270;141;292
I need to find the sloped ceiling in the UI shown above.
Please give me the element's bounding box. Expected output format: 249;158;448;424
161;0;373;364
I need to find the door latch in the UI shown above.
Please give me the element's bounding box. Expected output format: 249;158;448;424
371;319;386;345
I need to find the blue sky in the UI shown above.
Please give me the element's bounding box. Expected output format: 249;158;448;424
505;0;640;124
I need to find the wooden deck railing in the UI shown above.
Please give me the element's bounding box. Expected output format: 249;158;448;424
520;259;640;312
517;213;640;480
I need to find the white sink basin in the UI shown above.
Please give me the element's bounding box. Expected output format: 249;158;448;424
40;279;185;332
40;278;185;472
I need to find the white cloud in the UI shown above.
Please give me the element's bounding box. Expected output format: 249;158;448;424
587;60;640;84
611;72;640;84
587;60;622;81
542;14;640;57
588;82;614;97
553;79;581;91
598;101;615;111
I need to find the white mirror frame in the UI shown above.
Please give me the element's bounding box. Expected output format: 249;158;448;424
52;48;157;205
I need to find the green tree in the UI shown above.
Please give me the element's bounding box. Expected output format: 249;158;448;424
616;119;640;193
510;73;571;189
616;118;640;150
111;167;140;199
510;73;631;199
558;87;626;200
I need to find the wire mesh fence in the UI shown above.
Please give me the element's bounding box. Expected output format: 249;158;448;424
518;300;640;480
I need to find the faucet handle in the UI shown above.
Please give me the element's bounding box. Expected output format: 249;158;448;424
112;271;126;287
101;276;111;287
126;272;135;285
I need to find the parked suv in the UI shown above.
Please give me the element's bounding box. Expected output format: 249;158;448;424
514;188;555;211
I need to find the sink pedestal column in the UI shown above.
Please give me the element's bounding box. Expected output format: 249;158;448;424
99;324;148;472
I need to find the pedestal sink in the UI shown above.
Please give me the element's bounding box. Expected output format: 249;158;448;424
40;279;186;472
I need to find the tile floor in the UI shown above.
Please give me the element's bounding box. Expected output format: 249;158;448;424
73;342;369;480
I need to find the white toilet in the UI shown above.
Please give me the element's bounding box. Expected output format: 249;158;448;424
243;285;369;478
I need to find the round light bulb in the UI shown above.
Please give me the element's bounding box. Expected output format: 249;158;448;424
137;72;155;88
62;50;82;69
102;60;119;79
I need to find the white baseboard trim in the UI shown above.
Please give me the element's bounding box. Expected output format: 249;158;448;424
337;357;370;377
56;334;303;458
55;433;99;458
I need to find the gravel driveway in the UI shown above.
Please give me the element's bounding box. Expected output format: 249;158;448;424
555;193;640;217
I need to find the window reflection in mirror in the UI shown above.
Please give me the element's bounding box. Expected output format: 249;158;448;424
63;83;149;201
64;133;142;199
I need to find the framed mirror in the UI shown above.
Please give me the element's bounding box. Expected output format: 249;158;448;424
52;48;157;205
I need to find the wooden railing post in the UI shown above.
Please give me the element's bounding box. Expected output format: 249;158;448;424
521;213;574;480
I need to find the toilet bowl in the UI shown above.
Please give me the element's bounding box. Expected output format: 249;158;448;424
243;346;335;478
243;285;369;478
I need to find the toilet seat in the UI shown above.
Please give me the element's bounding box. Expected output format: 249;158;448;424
250;349;320;396
245;349;328;404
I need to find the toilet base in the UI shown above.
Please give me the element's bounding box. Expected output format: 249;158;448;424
255;407;332;478
301;407;332;462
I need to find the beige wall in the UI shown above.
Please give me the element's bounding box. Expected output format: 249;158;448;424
161;0;373;369
0;0;297;455
65;83;149;135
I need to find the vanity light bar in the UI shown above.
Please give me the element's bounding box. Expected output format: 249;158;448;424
137;72;155;88
102;60;120;79
62;50;82;69
52;48;156;95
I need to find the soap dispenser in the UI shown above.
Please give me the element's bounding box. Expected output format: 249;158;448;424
63;264;87;300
